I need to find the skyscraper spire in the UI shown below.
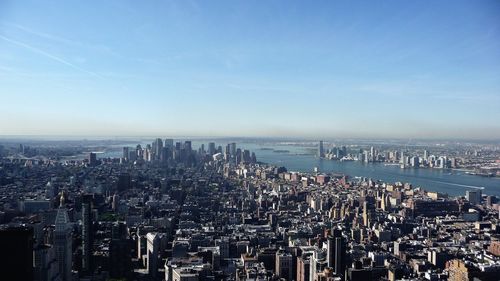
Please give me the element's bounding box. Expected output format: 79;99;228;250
59;191;65;208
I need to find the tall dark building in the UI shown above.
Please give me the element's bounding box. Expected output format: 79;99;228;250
82;194;94;275
326;228;346;279
109;222;132;280
347;261;372;281
327;228;342;268
88;152;97;166
184;141;192;153
117;173;131;191
0;226;34;281
334;236;346;279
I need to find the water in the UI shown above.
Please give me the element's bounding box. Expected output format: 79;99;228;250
91;140;500;197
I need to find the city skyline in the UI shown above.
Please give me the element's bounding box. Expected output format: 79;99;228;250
1;0;500;139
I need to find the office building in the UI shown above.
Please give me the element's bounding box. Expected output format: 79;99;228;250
54;196;72;281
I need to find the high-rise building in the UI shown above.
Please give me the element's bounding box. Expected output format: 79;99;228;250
327;228;343;272
117;173;131;191
34;244;59;281
109;222;132;280
334;235;346;277
122;147;129;160
146;232;160;279
184;141;192;153
318;141;325;158
466;190;482;205
82;194;93;274
128;150;137;162
275;249;293;280
164;138;174;149
136;144;143;160
88;152;97;166
208;142;216;155
154;138;163;160
347;261;372;281
55;196;72;281
327;235;335;268
230;142;237;156
161;147;171;163
297;252;312;281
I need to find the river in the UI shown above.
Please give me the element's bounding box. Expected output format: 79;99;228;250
92;140;500;197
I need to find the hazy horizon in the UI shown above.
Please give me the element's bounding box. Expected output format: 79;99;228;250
1;0;499;139
1;134;500;143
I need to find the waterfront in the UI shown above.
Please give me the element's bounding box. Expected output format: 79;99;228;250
91;140;500;197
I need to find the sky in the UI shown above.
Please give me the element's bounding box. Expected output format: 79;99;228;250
0;0;499;140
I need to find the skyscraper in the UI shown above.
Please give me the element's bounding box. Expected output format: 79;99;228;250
82;194;93;274
88;152;97;166
208;142;216;155
318;141;325;158
164;138;174;149
327;235;335;268
154;138;163;160
146;232;160;279
334;235;346;278
55;195;72;281
230;142;237;156
122;147;129;160
327;228;343;270
109;222;132;280
466;190;482;205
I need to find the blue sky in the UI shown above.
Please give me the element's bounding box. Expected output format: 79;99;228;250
0;0;499;139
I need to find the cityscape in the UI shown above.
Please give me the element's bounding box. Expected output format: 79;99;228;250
0;137;500;281
1;1;500;281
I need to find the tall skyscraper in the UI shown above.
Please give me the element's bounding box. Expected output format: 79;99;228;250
154;138;163;160
55;194;72;281
230;142;237;156
208;142;216;155
88;152;97;166
122;147;129;160
82;194;93;274
117;173;131;191
109;222;132;280
334;235;346;278
327;228;343;270
327;235;335;268
146;232;160;279
318;141;325;158
164;138;174;149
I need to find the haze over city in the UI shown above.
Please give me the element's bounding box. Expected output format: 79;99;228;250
1;0;500;139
